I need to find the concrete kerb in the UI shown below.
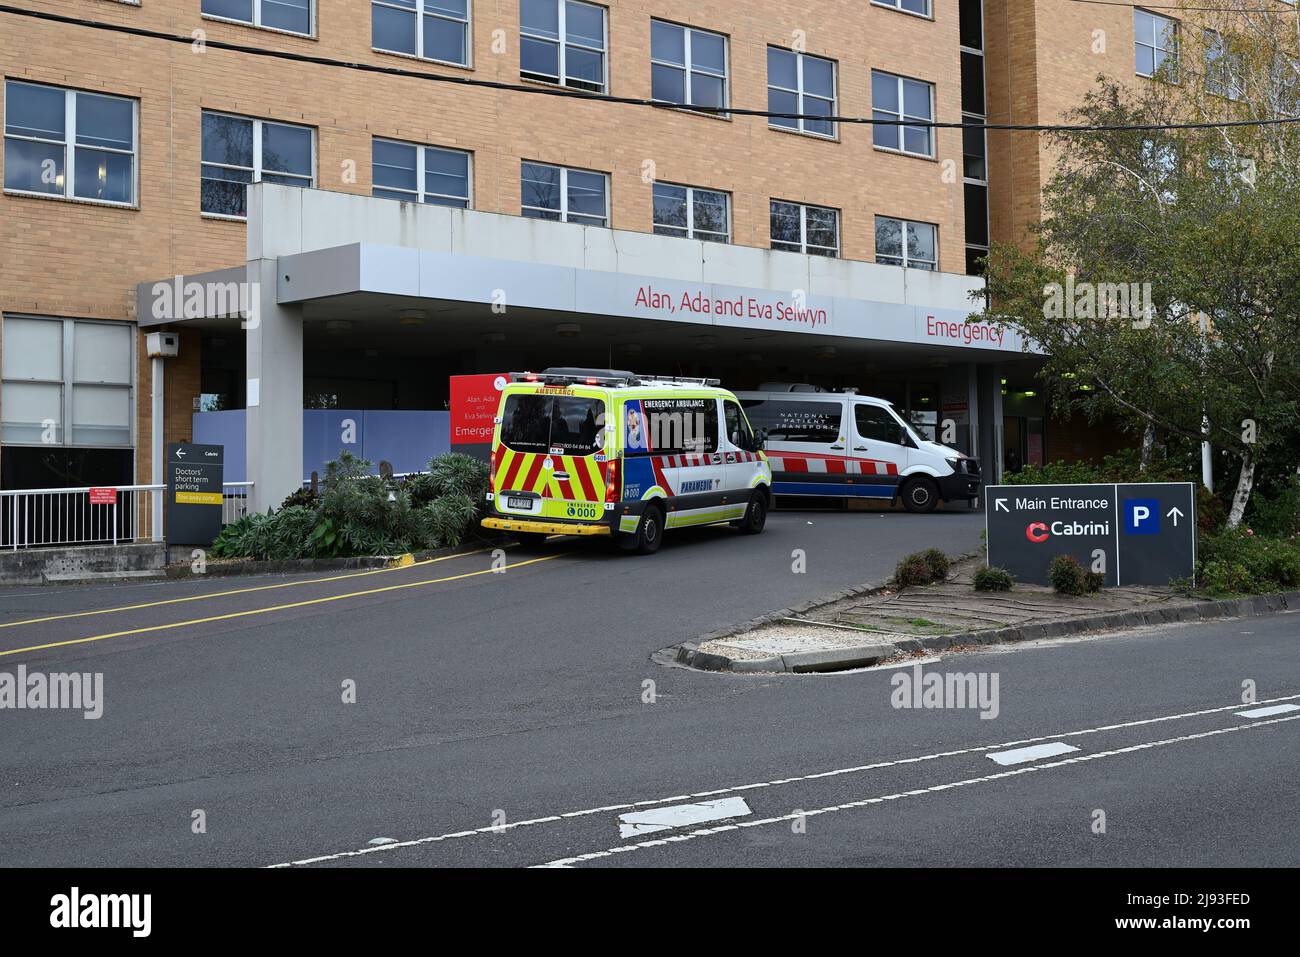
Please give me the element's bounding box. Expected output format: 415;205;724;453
670;580;1300;674
163;532;516;579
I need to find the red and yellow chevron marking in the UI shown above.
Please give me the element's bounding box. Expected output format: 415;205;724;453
493;449;610;502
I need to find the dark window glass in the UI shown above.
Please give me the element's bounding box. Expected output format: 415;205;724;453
724;401;755;450
961;50;985;115
500;393;605;455
855;404;902;444
500;394;553;454
633;397;718;455
740;399;841;443
964;183;989;246
959;0;983;51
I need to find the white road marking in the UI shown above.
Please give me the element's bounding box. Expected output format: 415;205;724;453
265;692;1300;867
987;741;1080;765
617;797;751;837
1236;703;1300;719
535;713;1300;867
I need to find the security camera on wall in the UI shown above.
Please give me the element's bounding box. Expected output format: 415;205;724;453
146;332;179;358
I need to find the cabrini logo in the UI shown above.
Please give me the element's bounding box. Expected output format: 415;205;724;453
0;666;103;719
1023;519;1111;543
890;663;1000;720
50;887;151;938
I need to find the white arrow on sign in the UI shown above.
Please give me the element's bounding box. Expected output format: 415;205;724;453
1167;506;1183;526
995;498;1010;513
175;448;187;458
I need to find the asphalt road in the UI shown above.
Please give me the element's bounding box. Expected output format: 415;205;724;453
1;506;1297;868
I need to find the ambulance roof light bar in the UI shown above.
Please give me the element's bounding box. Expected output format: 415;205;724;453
509;369;721;388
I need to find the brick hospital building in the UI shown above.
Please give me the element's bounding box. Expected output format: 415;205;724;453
0;0;1215;509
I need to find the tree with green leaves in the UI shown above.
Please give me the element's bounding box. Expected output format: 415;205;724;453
978;2;1300;528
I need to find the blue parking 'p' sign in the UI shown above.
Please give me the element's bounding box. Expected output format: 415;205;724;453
1124;498;1161;534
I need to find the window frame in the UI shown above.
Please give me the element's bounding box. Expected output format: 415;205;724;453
3;81;139;208
200;111;316;221
0;315;136;449
1134;8;1179;80
769;199;840;258
875;215;939;271
652;182;731;243
870;0;932;19
767;46;839;139
649;19;730;115
871;70;936;159
201;0;316;39
371;0;473;68
520;160;610;226
1204;28;1245;101
519;0;609;94
371;137;474;207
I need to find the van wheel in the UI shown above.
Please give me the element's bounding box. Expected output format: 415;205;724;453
900;477;940;513
620;504;664;555
733;491;768;535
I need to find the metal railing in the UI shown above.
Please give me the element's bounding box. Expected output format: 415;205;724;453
0;482;254;550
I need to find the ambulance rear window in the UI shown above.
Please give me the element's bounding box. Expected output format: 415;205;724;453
501;393;605;455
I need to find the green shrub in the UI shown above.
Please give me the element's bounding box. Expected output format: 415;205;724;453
973;565;1014;591
1002;448;1190;487
1197;528;1300;594
920;547;950;581
209;506;315;561
895;550;948;588
1084;570;1105;593
427;493;478;548
1048;554;1091;596
1245;476;1300;538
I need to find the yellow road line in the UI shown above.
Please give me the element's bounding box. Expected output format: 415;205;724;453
0;550;489;631
0;553;561;659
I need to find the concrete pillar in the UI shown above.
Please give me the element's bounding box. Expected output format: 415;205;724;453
976;364;1005;485
245;258;303;512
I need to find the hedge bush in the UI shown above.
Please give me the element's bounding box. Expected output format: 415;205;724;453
1047;554;1103;596
895;549;950;588
211;451;488;560
1196;529;1300;595
973;565;1014;592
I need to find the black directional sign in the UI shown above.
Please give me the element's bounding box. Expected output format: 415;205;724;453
985;482;1196;587
167;443;224;546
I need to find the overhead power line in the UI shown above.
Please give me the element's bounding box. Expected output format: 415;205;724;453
2;4;1299;134
1066;0;1300;13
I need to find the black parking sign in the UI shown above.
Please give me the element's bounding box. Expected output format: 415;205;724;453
985;482;1196;587
167;443;224;546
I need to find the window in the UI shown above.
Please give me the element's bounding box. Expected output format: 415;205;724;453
740;399;842;444
3;81;137;205
872;0;931;16
626;397;718;455
770;200;839;257
1135;9;1178;79
201;112;314;218
724;401;757;452
875;216;938;270
1205;30;1245;100
855;404;904;444
372;139;471;207
521;162;607;225
520;0;606;93
372;0;470;66
1;317;133;446
650;21;727;112
962;122;986;182
500;393;605;455
872;71;934;157
203;0;312;36
653;183;729;242
768;47;836;137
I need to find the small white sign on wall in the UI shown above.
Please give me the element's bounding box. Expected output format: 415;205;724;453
247;377;261;408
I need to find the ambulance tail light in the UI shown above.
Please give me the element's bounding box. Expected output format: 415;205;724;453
605;459;621;503
490;446;500;486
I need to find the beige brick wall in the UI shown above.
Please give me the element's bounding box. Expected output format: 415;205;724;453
2;0;971;482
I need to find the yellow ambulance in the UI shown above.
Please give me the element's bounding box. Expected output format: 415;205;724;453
481;368;771;554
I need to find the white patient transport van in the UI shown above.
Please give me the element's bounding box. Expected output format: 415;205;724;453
482;368;771;554
735;385;981;512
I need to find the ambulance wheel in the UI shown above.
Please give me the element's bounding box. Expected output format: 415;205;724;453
514;532;549;550
900;477;940;513
733;491;768;535
620;504;664;555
